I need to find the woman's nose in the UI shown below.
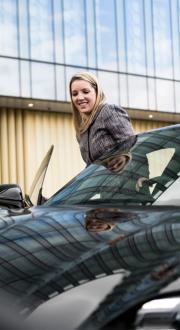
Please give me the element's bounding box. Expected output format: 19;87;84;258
77;92;84;100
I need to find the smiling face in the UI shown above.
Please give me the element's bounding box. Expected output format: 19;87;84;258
86;219;114;232
71;79;97;115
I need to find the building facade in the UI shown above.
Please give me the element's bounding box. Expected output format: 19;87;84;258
0;0;180;196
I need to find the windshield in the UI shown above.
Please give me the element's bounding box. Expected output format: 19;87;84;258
46;125;180;207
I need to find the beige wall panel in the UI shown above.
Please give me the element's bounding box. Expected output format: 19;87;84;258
23;110;38;193
8;109;17;182
22;109;85;198
0;107;175;200
15;109;25;190
0;108;25;189
0;109;9;182
132;119;171;133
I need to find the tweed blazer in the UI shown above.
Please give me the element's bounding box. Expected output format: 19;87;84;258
78;103;135;165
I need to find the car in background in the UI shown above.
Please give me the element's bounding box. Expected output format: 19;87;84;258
0;124;180;329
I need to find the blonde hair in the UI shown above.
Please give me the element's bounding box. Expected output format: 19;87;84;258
69;72;106;136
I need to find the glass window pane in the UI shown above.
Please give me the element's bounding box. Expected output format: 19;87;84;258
119;74;128;108
153;0;173;78
20;61;31;97
54;0;64;63
95;0;117;70
29;0;54;61
156;79;174;111
171;0;180;80
116;0;127;72
175;82;180;113
31;62;55;99
144;0;155;76
18;0;29;58
64;0;87;66
0;0;18;56
85;0;96;67
98;71;119;105
0;58;19;96
147;78;156;110
128;75;148;109
56;65;66;101
125;0;146;75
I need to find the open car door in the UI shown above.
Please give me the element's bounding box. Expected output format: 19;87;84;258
25;145;54;207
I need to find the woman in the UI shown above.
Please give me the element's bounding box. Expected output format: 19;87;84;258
69;71;135;166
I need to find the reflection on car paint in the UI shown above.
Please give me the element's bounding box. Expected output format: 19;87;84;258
0;125;180;329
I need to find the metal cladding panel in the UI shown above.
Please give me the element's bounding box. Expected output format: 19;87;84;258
0;107;172;197
132;118;171;133
0;108;84;197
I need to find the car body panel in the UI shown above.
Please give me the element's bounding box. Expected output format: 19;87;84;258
0;124;180;329
1;205;180;321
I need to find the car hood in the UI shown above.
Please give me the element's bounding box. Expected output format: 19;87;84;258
1;203;180;328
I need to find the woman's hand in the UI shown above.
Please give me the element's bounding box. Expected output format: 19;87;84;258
135;176;149;192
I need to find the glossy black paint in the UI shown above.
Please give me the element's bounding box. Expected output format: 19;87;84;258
0;124;180;329
0;184;24;208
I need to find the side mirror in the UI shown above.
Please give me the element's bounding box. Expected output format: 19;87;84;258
0;184;24;209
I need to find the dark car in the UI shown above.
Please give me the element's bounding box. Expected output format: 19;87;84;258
0;124;180;330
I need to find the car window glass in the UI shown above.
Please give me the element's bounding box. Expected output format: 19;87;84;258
147;148;175;179
46;126;180;206
154;176;180;205
146;148;175;194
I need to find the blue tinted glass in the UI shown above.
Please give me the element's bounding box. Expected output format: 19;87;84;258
31;62;55;99
29;0;54;61
156;79;174;111
63;0;87;66
56;65;66;101
147;78;156;110
171;0;180;80
98;71;119;104
18;0;29;58
128;75;148;109
119;74;128;107
54;0;64;63
85;0;97;67
144;0;155;76
125;0;146;75
153;0;173;78
95;0;118;70
0;0;18;56
20;61;31;97
0;58;19;96
175;82;180;112
116;0;127;72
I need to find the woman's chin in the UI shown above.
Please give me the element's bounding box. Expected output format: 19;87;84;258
79;109;92;115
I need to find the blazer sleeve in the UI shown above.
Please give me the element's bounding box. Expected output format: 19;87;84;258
103;104;135;141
